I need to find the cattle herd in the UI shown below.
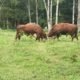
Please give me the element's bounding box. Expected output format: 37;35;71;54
15;22;78;41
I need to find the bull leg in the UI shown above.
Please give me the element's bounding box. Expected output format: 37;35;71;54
36;37;40;41
40;35;44;41
72;36;74;41
15;34;18;40
57;34;60;41
75;33;78;40
40;34;47;41
18;35;21;40
71;34;75;41
15;32;19;40
15;33;21;40
71;34;78;41
36;35;40;41
76;35;78;40
17;35;21;40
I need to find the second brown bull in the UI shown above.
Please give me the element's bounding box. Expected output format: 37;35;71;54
48;23;78;41
15;23;47;40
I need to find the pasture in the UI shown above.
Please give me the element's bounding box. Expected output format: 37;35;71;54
0;30;80;80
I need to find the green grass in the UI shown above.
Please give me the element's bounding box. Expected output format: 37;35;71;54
0;30;80;80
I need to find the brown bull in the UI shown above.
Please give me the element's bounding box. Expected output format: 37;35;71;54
48;23;78;41
15;23;47;40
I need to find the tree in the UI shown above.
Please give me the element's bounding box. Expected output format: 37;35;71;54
0;0;78;29
50;0;52;29
77;0;80;32
35;0;38;24
27;0;31;22
55;0;59;24
72;0;75;24
43;0;52;31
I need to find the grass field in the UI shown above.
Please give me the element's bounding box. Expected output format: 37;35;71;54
0;30;80;80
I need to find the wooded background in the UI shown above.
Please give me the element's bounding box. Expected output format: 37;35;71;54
0;0;78;30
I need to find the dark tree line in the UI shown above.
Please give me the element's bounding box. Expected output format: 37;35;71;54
0;0;78;29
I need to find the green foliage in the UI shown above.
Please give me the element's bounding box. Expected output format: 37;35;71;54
0;30;80;80
0;0;78;29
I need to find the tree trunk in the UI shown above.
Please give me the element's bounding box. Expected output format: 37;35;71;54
27;0;31;22
77;0;80;32
72;0;75;24
0;7;1;23
50;0;52;28
47;0;50;31
6;18;9;29
43;0;52;32
55;0;59;24
35;0;38;24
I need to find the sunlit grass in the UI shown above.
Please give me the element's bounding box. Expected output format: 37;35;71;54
0;30;80;80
